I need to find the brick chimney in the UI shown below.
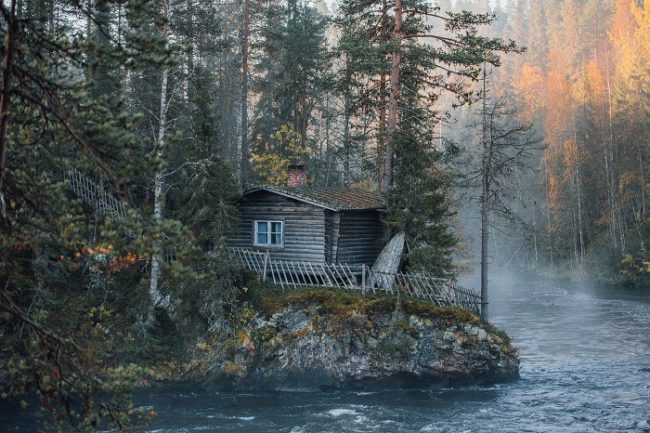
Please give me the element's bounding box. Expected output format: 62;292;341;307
287;162;307;187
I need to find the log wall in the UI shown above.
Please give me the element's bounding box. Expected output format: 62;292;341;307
230;191;326;262
336;210;384;265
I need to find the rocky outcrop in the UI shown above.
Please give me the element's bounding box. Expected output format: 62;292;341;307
206;291;519;390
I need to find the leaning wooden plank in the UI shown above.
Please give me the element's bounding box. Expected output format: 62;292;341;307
301;261;314;286
278;261;289;291
422;276;443;307
331;264;347;289
305;262;318;286
398;274;412;298
414;275;428;300
320;263;336;287
287;261;299;290
269;260;278;286
286;261;296;290
254;252;265;274
249;251;260;273
343;264;356;289
280;261;291;289
423;276;441;305
295;261;306;286
307;262;319;287
371;231;405;276
241;249;251;270
293;262;302;290
328;263;343;289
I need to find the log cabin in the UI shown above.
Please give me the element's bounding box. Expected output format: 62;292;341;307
229;183;386;266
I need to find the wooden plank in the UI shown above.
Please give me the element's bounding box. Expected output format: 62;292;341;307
320;262;333;286
269;259;278;286
278;260;289;291
343;264;355;289
287;262;299;290
305;261;317;286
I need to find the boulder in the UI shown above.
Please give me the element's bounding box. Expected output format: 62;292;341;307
206;292;518;390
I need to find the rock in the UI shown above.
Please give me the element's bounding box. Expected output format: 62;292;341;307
206;293;519;390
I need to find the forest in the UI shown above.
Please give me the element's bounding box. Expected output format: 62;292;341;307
1;0;649;431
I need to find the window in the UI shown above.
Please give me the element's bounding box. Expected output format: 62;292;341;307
254;221;283;247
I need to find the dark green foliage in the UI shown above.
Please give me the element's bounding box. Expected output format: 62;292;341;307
335;0;520;275
0;0;244;430
384;131;457;276
251;1;330;148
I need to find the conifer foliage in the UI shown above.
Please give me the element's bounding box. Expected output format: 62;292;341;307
0;0;526;430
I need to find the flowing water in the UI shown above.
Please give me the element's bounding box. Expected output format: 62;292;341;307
3;273;650;432
132;273;650;433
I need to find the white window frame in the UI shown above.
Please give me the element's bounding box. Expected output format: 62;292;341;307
253;220;284;247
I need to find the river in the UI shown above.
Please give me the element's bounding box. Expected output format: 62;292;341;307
3;273;650;432
132;273;650;433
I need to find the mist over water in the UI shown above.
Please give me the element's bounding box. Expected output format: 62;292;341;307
3;273;649;432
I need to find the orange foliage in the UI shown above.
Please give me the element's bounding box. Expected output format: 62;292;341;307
514;63;545;122
544;50;574;148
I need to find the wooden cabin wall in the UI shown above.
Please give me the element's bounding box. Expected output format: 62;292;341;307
336;211;384;265
324;210;341;263
229;191;326;262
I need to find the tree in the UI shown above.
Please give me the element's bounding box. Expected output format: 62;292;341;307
0;0;171;429
251;1;329;151
468;72;538;319
338;0;520;192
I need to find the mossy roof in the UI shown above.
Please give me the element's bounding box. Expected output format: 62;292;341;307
244;186;385;211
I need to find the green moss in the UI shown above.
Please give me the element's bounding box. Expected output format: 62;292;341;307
245;287;519;359
251;287;482;326
222;339;238;358
484;323;517;356
258;325;277;342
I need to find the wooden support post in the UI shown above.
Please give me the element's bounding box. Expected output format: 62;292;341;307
361;264;366;295
262;250;269;282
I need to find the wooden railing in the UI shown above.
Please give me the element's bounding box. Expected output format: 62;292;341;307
64;169;126;220
229;248;481;314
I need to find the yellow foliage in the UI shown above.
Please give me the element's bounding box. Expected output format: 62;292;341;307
195;342;209;352
251;124;310;186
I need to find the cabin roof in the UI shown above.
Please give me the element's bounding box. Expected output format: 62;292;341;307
243;186;385;211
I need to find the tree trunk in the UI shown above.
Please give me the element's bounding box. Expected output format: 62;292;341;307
382;0;402;193
480;183;489;321
324;93;332;187
342;64;351;187
571;115;585;275
377;72;387;191
0;0;17;218
148;0;170;318
240;0;250;188
480;65;489;321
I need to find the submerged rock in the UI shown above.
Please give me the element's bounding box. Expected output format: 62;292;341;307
206;291;519;390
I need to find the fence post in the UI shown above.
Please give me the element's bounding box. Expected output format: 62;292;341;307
262;250;269;282
361;264;366;295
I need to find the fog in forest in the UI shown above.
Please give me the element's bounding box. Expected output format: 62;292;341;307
2;0;650;432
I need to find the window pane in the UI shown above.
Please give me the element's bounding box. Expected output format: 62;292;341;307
256;222;268;244
270;222;282;245
257;232;268;244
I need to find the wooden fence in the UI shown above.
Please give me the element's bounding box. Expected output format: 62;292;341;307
229;248;481;313
64;169;126;220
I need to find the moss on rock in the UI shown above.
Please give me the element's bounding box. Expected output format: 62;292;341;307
206;289;519;390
